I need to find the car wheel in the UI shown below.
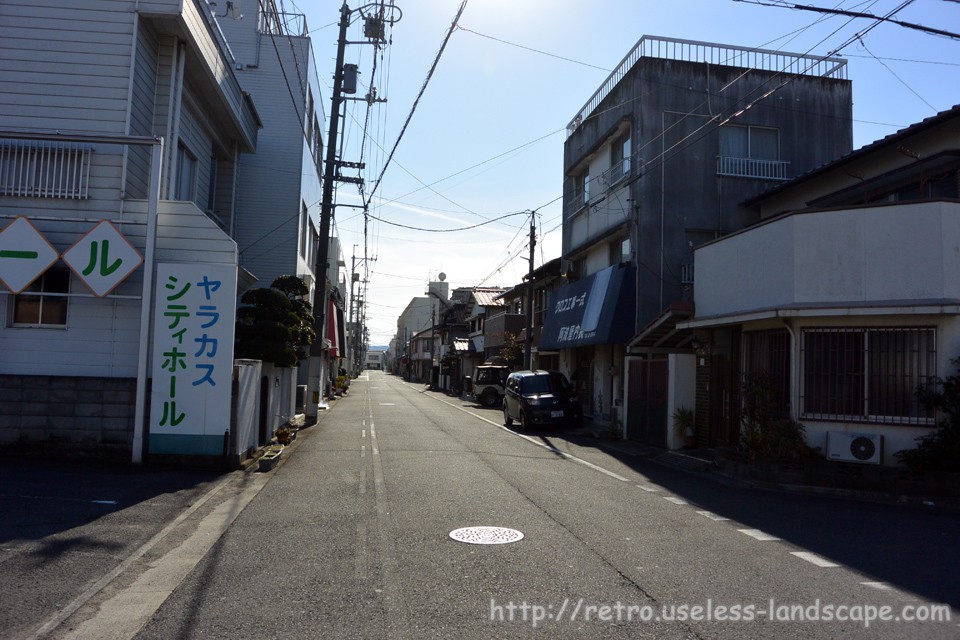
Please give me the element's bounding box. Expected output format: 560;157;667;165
519;411;529;431
480;388;498;407
503;404;513;426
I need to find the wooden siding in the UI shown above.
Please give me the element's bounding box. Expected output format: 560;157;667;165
0;0;134;134
126;21;160;199
0;200;237;378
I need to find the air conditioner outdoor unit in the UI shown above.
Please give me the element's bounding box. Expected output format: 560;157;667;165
826;431;883;465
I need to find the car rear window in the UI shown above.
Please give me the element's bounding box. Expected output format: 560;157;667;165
522;373;570;394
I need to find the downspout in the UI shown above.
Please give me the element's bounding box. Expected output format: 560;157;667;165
660;110;666;311
229;140;239;237
782;317;798;422
166;40;186;199
120;12;140;199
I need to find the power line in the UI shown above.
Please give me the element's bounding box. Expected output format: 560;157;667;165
455;25;613;72
364;0;469;207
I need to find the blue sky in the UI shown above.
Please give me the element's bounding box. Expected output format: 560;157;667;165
295;0;958;345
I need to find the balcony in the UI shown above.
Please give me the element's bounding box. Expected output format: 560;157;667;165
717;156;791;181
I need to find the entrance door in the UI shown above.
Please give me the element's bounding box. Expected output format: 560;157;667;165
708;328;741;446
627;356;668;446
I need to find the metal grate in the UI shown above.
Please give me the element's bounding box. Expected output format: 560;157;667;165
801;327;936;424
0;139;92;199
717;156;790;181
449;526;524;545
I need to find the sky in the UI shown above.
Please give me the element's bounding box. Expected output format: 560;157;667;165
291;0;958;346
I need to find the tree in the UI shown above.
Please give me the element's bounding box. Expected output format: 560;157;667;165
235;275;315;367
896;358;960;472
499;331;523;369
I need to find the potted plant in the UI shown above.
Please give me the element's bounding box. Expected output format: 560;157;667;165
673;406;696;448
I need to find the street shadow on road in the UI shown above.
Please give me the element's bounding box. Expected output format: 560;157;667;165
535;429;960;610
0;457;223;545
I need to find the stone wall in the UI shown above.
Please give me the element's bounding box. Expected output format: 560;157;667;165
0;375;135;459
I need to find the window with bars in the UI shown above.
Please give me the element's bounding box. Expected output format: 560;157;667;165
801;327;936;424
0;140;92;199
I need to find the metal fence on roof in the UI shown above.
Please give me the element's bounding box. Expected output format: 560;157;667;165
566;35;848;137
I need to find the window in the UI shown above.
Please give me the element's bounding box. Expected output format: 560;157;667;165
175;144;197;201
0;140;92;199
610;237;631;264
577;170;590;206
801;328;936;424
718;125;787;180
13;269;69;327
610;135;631;183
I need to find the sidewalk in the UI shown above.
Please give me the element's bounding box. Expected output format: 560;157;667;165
567;420;960;510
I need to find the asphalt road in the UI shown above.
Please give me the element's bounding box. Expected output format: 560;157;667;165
7;369;959;639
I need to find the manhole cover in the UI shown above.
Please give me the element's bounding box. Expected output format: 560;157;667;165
449;526;524;545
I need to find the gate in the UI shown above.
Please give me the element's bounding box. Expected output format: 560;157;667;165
627;357;668;446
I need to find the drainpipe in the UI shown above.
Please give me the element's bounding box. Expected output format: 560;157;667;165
782;317;798;422
166;41;186;199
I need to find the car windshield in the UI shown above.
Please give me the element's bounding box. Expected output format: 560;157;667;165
522;373;569;395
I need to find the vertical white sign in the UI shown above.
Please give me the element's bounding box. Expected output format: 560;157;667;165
150;263;237;438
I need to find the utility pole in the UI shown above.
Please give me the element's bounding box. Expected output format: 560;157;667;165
307;2;349;414
307;2;398;414
524;211;536;370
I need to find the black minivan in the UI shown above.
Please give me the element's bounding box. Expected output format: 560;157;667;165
502;370;581;430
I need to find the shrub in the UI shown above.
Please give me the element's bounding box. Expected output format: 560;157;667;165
740;371;811;462
896;358;960;473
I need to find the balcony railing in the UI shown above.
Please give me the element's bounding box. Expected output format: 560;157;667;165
567;35;847;137
717;156;790;181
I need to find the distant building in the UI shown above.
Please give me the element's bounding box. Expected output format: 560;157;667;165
364;351;383;370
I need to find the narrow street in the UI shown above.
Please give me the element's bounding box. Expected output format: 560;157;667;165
9;370;959;639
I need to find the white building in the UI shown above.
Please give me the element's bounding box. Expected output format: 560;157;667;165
683;105;960;464
0;0;262;460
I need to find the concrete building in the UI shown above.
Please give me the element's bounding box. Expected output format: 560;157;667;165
549;35;853;444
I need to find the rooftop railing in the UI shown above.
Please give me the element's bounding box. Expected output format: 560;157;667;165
567;35;847;137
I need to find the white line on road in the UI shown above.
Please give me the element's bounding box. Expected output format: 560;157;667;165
696;510;730;521
791;551;839;567
636;485;660;492
663;497;688;505
430;394;632;482
738;528;781;541
861;581;893;591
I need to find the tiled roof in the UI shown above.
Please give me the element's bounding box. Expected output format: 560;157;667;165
472;287;508;307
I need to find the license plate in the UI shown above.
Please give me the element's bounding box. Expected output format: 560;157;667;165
550;410;564;418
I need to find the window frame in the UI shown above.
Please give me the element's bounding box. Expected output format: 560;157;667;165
12;268;70;328
800;327;937;425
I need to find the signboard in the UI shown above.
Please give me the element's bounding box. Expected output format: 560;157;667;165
150;262;237;453
62;220;143;297
0;216;60;293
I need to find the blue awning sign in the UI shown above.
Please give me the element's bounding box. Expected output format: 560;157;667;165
540;264;635;350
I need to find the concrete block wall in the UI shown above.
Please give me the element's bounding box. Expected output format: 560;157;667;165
0;375;135;457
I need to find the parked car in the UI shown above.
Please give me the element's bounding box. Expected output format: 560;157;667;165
471;364;510;407
502;370;582;430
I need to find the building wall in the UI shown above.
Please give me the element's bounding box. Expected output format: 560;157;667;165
694;202;960;319
0;375;136;457
0;1;254;455
217;6;323;291
564;52;853;331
